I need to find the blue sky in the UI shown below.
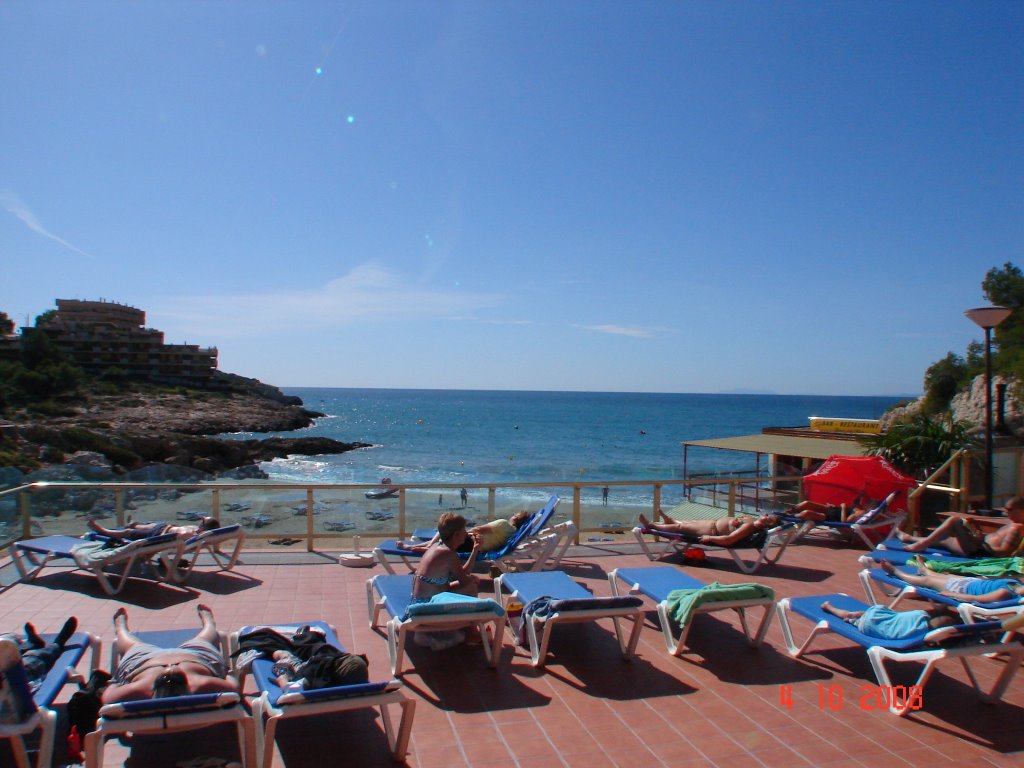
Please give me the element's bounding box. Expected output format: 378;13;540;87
1;1;1021;396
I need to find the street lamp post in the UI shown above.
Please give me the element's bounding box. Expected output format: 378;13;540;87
964;306;1013;509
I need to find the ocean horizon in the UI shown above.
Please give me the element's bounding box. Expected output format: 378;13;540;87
229;388;907;510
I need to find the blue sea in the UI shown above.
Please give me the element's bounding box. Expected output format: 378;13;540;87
233;389;906;510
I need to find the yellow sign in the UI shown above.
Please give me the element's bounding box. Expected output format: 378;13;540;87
809;417;881;434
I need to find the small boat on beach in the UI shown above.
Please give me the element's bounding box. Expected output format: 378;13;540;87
365;487;399;499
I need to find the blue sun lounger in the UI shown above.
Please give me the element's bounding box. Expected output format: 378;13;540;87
9;533;185;595
228;621;415;768
777;497;906;549
493;570;643;667
0;630;100;768
84;627;255;768
373;495;570;575
366;574;506;675
776;593;1024;715
858;565;1024;626
609;565;776;656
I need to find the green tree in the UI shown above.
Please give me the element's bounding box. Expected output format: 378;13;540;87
0;311;13;335
33;309;58;327
922;352;968;413
860;413;977;479
20;328;63;369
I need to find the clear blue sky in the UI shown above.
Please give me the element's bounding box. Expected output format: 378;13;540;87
2;1;1021;396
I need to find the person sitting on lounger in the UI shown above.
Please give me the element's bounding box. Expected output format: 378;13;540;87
87;516;219;543
102;605;238;705
894;497;1024;557
410;513;483;650
638;510;780;547
0;617;79;691
880;557;1024;603
820;601;956;639
397;510;531;553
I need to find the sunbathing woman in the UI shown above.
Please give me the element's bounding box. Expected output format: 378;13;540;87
410;513;483;650
894;497;1024;557
102;605;239;704
787;491;897;524
880;557;1024;604
638;510;780;547
398;510;531;553
88;516;220;543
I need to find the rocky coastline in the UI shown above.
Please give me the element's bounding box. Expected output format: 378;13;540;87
0;378;369;488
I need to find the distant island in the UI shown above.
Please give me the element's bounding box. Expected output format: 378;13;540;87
0;299;368;486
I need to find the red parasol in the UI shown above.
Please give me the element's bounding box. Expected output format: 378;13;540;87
802;455;917;512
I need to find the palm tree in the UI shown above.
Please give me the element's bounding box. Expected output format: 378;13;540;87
859;412;978;480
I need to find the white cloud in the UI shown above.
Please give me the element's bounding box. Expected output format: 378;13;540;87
575;323;660;339
0;189;95;259
154;263;502;336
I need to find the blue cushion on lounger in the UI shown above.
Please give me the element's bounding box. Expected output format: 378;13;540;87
405;592;505;618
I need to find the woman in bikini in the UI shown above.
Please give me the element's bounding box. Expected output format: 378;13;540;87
638;510;780;546
102;604;239;704
409;513;483;650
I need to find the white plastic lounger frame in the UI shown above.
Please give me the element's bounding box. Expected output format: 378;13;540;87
631;522;797;574
780;510;907;550
9;533;185;596
775;593;1024;716
367;574;505;676
85;628;255;768
163;525;247;583
228;622;415;768
494;571;643;667
609;566;775;656
1;631;100;768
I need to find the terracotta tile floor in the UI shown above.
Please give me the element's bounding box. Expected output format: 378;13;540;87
2;535;1023;767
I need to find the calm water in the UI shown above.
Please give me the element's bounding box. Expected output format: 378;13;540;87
231;389;905;509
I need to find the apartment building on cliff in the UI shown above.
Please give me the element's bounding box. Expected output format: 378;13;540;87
27;299;218;384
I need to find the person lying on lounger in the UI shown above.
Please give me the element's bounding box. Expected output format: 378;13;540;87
787;491;897;524
102;605;239;704
894;497;1024;557
87;516;220;543
397;510;531;553
820;602;956;639
637;510;780;547
0;617;79;690
410;512;483;650
880;557;1024;603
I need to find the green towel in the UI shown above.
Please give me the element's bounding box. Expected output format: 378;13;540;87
665;582;775;627
922;556;1024;577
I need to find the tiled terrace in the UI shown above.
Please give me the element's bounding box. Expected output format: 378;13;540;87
2;534;1022;768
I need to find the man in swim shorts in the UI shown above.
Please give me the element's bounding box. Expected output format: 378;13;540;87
102;604;239;704
895;497;1024;557
88;516;219;543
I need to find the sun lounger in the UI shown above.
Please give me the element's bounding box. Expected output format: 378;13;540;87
241;514;273;529
632;520;798;574
373;495;570;575
494;570;643;667
778;499;906;549
8;533;185;596
366;574;505;675
84;627;254;768
858;565;1024;626
160;525;246;583
228;621;415;768
775;592;1024;715
1;630;100;768
609;566;775;656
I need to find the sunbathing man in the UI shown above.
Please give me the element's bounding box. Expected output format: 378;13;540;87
787;491;897;524
820;601;956;639
102;605;239;704
638;510;780;547
0;617;79;690
397;510;531;553
895;497;1024;557
88;516;219;543
880;557;1024;604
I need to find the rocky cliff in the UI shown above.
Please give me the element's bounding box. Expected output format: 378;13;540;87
881;374;1024;438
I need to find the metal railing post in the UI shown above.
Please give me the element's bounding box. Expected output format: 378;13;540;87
305;488;314;551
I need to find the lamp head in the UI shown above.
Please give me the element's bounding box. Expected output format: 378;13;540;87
965;306;1012;330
